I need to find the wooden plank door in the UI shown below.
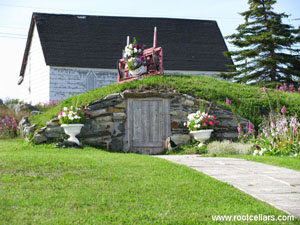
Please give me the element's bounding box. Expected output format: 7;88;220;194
125;98;170;154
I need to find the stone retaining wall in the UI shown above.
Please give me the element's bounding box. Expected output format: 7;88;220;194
20;91;251;153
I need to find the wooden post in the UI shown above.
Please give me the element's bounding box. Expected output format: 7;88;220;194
153;27;157;48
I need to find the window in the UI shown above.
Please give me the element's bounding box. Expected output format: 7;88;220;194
86;72;96;91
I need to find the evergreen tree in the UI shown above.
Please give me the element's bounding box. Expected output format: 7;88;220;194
222;0;300;84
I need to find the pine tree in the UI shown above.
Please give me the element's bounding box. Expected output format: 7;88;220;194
222;0;300;84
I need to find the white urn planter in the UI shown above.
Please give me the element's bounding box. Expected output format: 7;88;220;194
190;129;213;147
61;124;84;145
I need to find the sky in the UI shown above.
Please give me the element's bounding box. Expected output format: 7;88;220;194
0;0;299;101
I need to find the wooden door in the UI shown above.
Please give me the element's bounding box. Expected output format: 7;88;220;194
125;98;170;154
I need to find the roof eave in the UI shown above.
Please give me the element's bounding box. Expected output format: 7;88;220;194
18;14;35;85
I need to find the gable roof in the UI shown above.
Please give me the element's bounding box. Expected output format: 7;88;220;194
19;12;233;81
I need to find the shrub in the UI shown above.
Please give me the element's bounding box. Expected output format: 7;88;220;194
207;140;252;155
0;116;18;138
36;100;60;112
251;87;300;157
0;107;28;122
253;114;300;156
0;106;29;138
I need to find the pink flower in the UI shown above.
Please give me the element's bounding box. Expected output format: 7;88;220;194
140;56;144;61
237;124;242;133
281;106;286;114
263;87;267;93
237;124;242;139
202;122;207;127
298;87;300;93
247;122;253;133
289;84;295;92
209;121;213;126
58;111;63;115
226;97;231;105
280;83;287;92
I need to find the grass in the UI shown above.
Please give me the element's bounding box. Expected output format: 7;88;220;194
0;139;299;224
224;155;300;172
30;75;300;130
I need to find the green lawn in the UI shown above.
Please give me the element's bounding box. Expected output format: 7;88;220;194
224;155;300;172
0;139;299;224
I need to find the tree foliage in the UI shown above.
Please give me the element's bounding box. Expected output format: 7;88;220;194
222;0;300;84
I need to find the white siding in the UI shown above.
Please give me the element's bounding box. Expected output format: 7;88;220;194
49;67;117;101
19;24;50;104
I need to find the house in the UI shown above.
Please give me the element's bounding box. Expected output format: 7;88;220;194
18;12;232;104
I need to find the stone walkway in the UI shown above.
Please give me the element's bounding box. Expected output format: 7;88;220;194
155;155;300;218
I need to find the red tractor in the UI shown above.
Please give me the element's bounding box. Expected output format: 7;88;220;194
117;27;163;83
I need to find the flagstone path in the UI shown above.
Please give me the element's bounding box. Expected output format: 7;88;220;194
155;155;300;218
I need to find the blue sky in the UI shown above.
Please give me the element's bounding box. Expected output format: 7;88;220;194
0;0;299;100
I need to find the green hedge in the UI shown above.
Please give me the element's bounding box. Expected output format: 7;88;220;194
31;75;300;130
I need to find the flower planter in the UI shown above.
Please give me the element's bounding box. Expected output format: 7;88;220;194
190;129;213;147
129;65;147;76
61;124;84;145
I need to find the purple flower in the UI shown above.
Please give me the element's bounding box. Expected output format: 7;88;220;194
255;145;261;149
263;87;267;93
281;106;286;114
140;56;145;61
226;97;231;105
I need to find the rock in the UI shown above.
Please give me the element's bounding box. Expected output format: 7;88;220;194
170;110;188;117
113;112;126;121
31;111;42;116
170;134;190;145
55;140;83;149
19;117;30;138
114;101;126;108
22;103;39;112
108;108;124;113
24;124;36;136
46;119;60;127
8;103;39;114
95;116;112;122
184;99;194;107
45;127;64;134
103;93;121;101
34;134;47;144
88;108;107;117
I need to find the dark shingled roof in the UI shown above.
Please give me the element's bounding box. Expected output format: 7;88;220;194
19;12;233;78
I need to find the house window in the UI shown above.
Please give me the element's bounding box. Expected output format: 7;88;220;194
86;72;96;91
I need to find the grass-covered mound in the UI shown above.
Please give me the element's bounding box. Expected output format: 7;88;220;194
1;139;298;224
31;75;300;130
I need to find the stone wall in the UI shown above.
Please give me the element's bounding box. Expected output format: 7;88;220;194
21;90;251;153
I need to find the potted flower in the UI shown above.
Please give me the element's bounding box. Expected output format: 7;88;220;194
185;110;216;147
57;106;89;145
124;37;147;76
